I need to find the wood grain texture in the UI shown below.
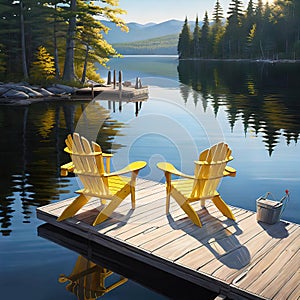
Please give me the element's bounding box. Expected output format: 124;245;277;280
37;178;300;300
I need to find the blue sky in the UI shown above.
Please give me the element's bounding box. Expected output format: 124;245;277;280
117;0;272;24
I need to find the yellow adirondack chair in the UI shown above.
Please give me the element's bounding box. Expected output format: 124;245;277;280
59;255;128;299
57;133;147;226
157;142;236;227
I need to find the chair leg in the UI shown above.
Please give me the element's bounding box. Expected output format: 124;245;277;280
130;170;139;209
130;186;136;209
57;194;91;222
165;172;171;214
171;187;202;227
180;202;202;227
212;194;235;220
166;193;171;214
93;196;123;226
93;185;131;226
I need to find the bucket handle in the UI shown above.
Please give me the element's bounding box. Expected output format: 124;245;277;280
279;190;290;217
259;190;290;217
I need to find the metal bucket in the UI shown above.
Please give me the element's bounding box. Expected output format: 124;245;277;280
256;198;283;224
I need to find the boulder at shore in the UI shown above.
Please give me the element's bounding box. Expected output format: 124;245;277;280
0;82;77;105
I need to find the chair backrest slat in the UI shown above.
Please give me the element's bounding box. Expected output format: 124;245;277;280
91;141;109;194
72;133;86;172
191;142;230;198
68;133;108;196
92;141;105;175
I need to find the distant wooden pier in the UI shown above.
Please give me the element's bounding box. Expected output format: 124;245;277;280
37;178;300;300
74;85;149;102
74;71;149;101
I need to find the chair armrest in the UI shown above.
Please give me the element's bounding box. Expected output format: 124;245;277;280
60;162;75;176
104;161;147;177
223;166;237;177
157;162;195;179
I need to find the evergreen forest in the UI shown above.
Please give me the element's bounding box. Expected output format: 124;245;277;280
0;0;128;83
178;0;300;60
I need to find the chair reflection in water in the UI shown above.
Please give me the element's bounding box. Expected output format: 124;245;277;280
157;142;236;227
58;133;147;226
59;256;127;299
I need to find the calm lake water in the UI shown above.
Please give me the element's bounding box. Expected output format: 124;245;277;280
0;56;299;299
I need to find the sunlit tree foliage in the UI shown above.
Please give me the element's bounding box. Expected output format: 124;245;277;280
178;0;300;60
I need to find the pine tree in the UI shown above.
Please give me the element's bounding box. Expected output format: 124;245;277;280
0;0;53;80
246;0;255;18
291;0;300;58
20;0;28;79
62;0;128;82
246;24;257;58
0;0;128;82
224;0;244;57
47;0;66;79
0;2;17;75
228;0;244;21
211;0;225;57
192;15;201;57
74;0;130;83
200;11;210;58
263;2;276;58
62;0;77;81
255;0;264;20
272;0;300;58
252;0;266;58
30;46;55;82
243;0;256;58
212;0;224;25
178;17;192;58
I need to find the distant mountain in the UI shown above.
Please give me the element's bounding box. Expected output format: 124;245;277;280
102;19;196;44
113;34;179;55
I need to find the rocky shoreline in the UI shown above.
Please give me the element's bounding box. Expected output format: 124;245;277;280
0;82;78;105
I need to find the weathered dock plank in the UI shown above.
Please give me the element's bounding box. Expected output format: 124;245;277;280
36;178;300;300
214;223;297;282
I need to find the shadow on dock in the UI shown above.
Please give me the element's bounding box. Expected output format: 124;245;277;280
167;208;251;270
257;220;290;239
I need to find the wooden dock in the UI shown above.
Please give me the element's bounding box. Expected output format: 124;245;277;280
37;178;300;300
74;84;149;101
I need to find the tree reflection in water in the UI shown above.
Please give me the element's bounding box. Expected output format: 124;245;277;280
0;101;124;235
177;60;300;156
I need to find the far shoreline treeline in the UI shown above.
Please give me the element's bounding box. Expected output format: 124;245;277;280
0;0;299;85
178;0;300;60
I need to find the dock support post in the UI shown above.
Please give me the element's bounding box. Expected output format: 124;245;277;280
107;70;111;85
135;77;142;89
118;71;122;91
135;77;139;89
113;70;116;89
135;102;138;116
91;85;94;99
